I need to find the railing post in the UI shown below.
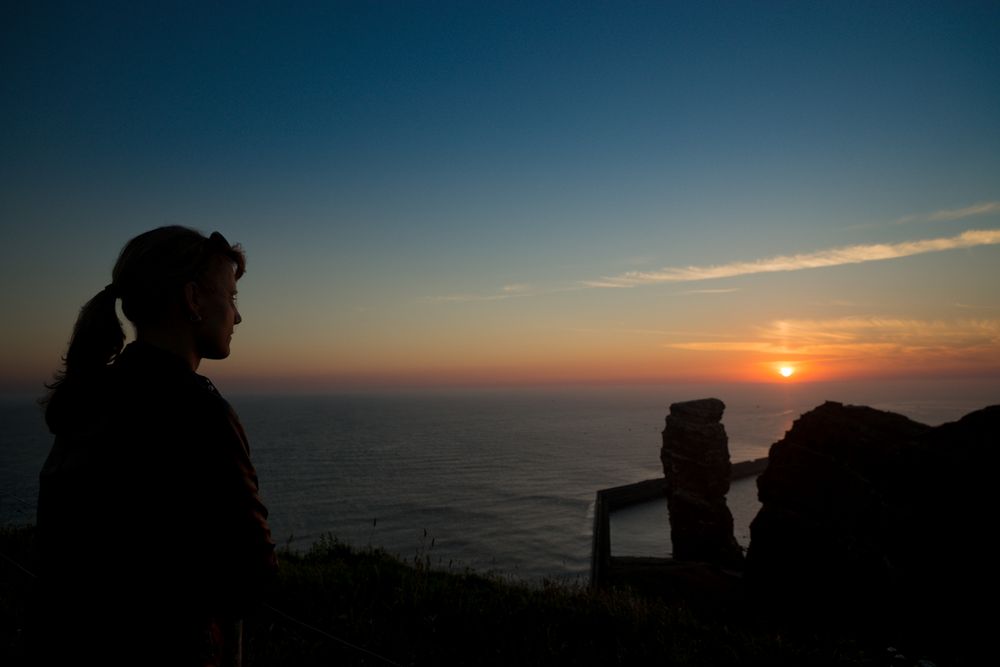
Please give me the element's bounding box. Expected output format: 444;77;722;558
590;490;610;586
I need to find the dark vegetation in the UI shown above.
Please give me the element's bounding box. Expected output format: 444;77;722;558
1;524;885;666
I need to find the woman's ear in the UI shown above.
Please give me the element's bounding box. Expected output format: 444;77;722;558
184;281;202;323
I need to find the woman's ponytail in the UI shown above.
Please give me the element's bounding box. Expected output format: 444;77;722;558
63;284;126;377
42;284;125;424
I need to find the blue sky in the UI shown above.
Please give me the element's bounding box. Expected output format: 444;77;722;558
2;1;999;391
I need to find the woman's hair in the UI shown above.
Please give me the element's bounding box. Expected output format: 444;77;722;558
42;226;245;424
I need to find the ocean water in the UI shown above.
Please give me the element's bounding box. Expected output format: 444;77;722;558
2;379;996;581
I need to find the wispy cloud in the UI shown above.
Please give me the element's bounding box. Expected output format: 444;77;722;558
668;317;1000;358
954;302;1000;311
567;326;738;338
584;229;1000;288
425;283;578;303
894;201;1000;225
677;287;741;295
424;291;533;303
669;341;785;353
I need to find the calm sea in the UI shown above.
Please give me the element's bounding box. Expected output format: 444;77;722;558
2;379;996;581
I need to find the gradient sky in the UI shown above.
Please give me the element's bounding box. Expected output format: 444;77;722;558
2;1;999;393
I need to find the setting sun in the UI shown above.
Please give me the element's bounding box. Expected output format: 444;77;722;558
779;366;795;378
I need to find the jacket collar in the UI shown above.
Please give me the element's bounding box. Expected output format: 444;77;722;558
116;340;195;376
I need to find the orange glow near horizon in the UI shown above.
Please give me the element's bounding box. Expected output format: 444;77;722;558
9;313;999;394
191;334;1000;391
121;347;1000;394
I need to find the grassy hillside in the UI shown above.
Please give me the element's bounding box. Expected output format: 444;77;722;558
1;525;879;666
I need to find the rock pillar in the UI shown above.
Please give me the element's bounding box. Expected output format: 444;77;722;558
660;398;742;567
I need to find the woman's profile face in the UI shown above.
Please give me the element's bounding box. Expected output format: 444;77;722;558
195;258;242;361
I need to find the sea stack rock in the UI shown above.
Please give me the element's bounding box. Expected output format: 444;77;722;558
660;398;743;568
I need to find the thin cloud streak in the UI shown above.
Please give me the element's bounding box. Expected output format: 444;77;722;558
668;317;1000;357
894;201;1000;225
567;327;739;338
585;229;1000;288
677;288;741;295
424;292;532;303
424;283;538;303
425;284;582;303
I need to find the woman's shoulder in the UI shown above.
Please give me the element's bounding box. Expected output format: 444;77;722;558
111;345;233;427
43;368;118;435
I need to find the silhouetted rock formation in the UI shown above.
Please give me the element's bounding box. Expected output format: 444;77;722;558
745;401;1000;655
660;398;743;568
745;402;929;608
886;404;1000;653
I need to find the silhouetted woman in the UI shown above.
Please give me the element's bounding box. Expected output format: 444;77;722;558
36;227;276;666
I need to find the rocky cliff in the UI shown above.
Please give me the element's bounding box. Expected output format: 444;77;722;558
745;401;1000;652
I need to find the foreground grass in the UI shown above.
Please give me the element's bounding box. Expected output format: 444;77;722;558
251;538;878;666
2;525;876;666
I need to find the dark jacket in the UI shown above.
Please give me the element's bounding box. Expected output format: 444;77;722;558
36;341;276;659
